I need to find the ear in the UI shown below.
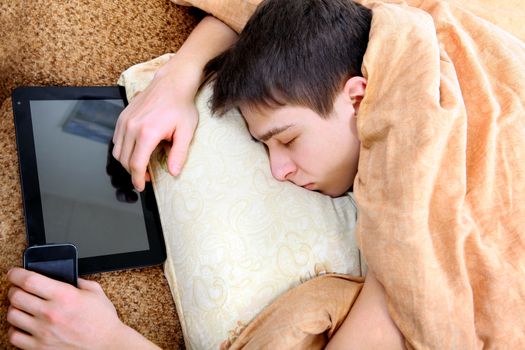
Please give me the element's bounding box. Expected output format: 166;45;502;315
342;76;367;114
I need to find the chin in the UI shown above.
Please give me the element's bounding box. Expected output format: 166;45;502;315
321;181;354;197
320;187;348;198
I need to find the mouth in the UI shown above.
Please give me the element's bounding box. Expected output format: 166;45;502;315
302;183;316;190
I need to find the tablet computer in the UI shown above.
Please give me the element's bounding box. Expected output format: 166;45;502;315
12;86;166;275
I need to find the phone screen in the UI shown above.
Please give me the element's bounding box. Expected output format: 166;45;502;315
25;259;76;286
24;244;78;287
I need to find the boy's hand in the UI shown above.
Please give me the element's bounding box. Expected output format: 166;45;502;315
6;268;128;350
112;71;199;192
112;15;239;192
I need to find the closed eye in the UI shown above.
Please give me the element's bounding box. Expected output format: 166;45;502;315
283;137;297;147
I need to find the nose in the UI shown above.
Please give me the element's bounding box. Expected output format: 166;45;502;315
269;149;296;181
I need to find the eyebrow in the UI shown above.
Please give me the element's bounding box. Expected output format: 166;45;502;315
257;124;295;142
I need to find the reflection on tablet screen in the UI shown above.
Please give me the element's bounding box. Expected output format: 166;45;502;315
29;100;150;259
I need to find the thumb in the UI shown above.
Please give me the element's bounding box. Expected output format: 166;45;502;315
167;126;194;176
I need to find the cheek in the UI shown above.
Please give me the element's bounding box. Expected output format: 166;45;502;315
317;131;358;174
291;142;329;172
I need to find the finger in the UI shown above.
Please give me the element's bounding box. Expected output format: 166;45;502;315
167;125;194;176
128;135;161;192
8;286;46;317
8;326;37;349
112;109;129;159
7;306;39;336
112;121;122;159
77;278;104;294
8;268;65;301
119;130;137;174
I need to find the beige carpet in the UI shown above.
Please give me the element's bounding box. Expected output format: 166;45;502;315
0;0;202;348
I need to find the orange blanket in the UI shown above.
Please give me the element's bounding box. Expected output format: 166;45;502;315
354;1;525;348
174;0;525;348
222;274;364;349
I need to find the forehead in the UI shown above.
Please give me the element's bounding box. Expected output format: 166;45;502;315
239;105;323;127
240;106;306;141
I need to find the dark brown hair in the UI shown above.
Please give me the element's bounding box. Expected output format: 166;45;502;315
204;0;372;116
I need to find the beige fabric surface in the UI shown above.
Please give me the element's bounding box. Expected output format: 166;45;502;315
168;0;525;349
0;1;202;348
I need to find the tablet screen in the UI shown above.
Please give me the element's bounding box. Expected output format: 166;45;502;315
29;99;150;259
13;86;165;274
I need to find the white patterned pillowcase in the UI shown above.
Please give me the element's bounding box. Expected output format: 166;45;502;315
119;54;361;350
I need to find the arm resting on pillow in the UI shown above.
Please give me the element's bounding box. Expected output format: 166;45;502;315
113;15;238;191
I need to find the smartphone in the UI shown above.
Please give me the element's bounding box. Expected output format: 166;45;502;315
23;243;78;287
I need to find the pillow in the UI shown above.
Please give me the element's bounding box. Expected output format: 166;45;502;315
118;54;361;350
170;0;261;33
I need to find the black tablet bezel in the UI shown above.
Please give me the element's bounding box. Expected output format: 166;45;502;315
12;86;166;275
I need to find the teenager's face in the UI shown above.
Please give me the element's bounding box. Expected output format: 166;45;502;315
240;78;365;197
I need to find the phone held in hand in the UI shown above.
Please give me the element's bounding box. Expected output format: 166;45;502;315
23;243;78;287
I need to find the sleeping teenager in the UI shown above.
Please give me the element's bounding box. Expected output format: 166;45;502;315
7;0;525;349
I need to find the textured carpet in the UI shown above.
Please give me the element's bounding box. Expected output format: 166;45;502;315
0;0;202;348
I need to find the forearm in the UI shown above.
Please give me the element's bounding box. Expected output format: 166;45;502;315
155;15;238;98
109;323;162;350
326;271;405;350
